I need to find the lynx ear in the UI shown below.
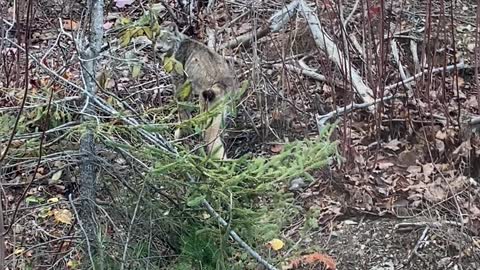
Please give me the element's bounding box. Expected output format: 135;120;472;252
161;21;179;34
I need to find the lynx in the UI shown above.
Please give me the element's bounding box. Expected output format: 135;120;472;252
155;21;238;160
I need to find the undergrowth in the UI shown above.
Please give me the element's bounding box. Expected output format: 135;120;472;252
135;124;338;269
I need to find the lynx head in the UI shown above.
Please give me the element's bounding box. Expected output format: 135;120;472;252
155;21;183;54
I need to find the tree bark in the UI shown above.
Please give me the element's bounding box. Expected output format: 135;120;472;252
78;0;104;267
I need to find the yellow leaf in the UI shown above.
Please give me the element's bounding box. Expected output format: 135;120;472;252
67;260;80;269
134;28;144;37
151;22;160;36
120;30;133;47
163;56;184;75
176;81;192;101
163;57;174;73
267;238;284;251
47;197;59;203
53;209;73;225
143;27;153;40
173;60;184;75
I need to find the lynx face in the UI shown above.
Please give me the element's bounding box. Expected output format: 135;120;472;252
155;22;182;54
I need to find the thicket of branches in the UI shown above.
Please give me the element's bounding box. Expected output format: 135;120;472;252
1;0;480;269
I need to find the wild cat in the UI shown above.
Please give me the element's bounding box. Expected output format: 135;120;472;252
154;21;238;160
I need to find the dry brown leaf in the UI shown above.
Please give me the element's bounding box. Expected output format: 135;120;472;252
407;165;422;174
465;95;479;108
384;139;403;151
377;161;394;170
283;252;337;269
422;163;435;179
454;76;465;90
398;150;418;167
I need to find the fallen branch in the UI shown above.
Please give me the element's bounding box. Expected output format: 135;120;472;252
385;61;466;91
269;0;300;32
298;0;375;108
273;63;326;81
221;26;270;49
316;62;469;127
221;0;299;49
316;94;397;129
272;63;344;86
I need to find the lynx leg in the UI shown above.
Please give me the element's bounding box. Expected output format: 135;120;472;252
174;105;192;139
204;113;226;159
201;96;226;160
174;80;192;140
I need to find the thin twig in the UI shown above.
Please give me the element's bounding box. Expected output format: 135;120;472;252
120;185;145;270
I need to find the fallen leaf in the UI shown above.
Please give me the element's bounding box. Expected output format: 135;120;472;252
435;130;447;140
131;64;142;78
38;207;53;218
47;197;59;203
422;163;435;179
377;161;394;170
63;20;79;31
115;0;135;8
267;238;285;251
284;252;336;269
407;165;422;174
384;139;403;151
435;139;445;153
53;209;73;225
67;260;80;269
103;21;114;30
51;170;63;183
424;182;447;203
467;43;476;53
